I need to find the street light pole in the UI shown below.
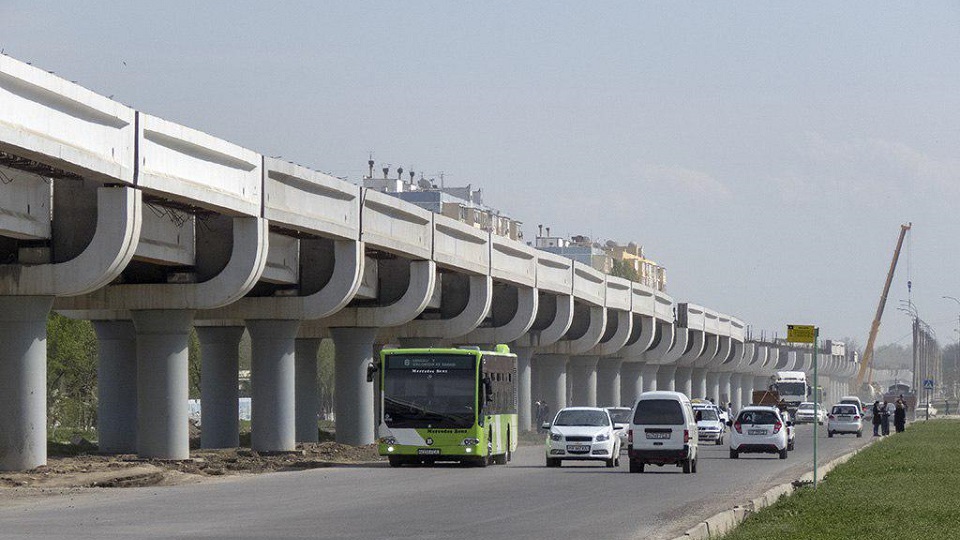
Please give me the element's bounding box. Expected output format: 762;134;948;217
943;296;960;402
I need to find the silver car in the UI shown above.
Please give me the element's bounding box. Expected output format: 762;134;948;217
827;404;863;437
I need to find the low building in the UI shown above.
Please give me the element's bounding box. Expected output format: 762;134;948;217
532;229;667;291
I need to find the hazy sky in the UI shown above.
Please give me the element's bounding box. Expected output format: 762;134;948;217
4;2;960;349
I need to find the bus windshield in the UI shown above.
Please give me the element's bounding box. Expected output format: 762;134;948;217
383;354;476;429
775;382;806;396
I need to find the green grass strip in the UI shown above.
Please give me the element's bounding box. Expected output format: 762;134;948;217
723;419;960;540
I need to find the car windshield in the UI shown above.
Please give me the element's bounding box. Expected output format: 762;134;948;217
696;409;718;422
738;410;779;425
607;408;632;424
798;403;814;410
554;409;609;427
832;405;857;415
633;399;684;425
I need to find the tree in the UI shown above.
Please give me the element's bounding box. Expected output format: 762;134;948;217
609;259;640;282
46;313;99;434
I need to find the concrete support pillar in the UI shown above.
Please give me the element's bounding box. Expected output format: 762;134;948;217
754;376;769;402
535;354;568;418
295;338;321;443
620;362;644;407
568;356;598;407
718;372;733;408
195;326;244;449
730;373;744;412
596;358;623;407
675;367;693;398
330;327;379;446
740;376;753;411
641;364;660;393
657;364;677;391
132;309;195;460
692;368;708;400
0;296;54;471
515;347;534;431
247;320;300;452
93;320;138;454
707;372;721;404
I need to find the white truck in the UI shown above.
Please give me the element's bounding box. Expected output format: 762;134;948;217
772;371;809;413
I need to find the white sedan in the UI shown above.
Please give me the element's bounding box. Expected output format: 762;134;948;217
545;407;621;468
827;404;863;437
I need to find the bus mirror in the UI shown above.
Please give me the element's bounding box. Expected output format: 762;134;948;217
366;362;379;383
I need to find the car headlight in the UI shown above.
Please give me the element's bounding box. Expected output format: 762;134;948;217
550;432;563;442
596;433;610;442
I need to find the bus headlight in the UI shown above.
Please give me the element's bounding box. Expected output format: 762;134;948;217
386;446;395;453
461;438;480;446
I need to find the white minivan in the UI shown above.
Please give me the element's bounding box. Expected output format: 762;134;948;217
628;391;699;474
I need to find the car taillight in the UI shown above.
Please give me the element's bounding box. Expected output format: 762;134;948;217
733;422;742;433
828;414;835;419
773;421;782;434
854;415;860;420
683;429;689;443
628;429;633;444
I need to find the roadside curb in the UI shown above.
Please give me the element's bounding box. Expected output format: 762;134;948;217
668;438;878;540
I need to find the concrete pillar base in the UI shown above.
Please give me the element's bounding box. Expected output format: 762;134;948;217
248;320;300;452
620;362;644;407
330;327;379;446
295;338;321;443
132;309;195;460
641;364;660;393
0;296;54;471
196;326;245;449
675;367;693;398
93;320;138;454
657;365;678;391
718;373;733;409
692;368;708;400
596;358;623;407
515;347;534;431
535;354;568;419
568;356;599;407
706;372;721;404
730;374;744;412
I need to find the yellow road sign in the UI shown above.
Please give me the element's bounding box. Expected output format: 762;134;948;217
787;325;817;343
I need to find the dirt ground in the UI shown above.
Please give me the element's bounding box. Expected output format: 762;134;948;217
0;433;383;494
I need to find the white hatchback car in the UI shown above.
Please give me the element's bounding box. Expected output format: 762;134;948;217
795;402;826;425
729;406;790;459
694;406;725;445
545;407;621;467
606;407;632;452
827;404;863;437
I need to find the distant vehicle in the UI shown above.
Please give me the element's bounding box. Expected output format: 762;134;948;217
729;406;790;459
378;346;517;467
795;402;826;425
606;407;632;451
694;406;725;445
628;391;699;474
544;407;621;468
839;396;865;417
827;404;863;437
772;371;809;412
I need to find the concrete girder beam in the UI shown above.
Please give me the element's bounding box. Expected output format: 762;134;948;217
590;308;633;357
397;274;493;342
56;216;269;314
202;239;364;321
540;304;606;356
322;259;437;329
462;285;538;346
0;187;142;296
514;294;574;348
0;55;136;184
618;315;657;360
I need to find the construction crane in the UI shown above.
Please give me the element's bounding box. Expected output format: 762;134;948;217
856;222;912;388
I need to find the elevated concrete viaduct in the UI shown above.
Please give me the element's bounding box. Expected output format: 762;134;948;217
0;53;861;470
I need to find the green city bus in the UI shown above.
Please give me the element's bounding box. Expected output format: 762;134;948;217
378;344;518;467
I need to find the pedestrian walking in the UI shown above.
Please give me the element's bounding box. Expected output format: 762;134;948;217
880;400;891;436
534;400;544;431
872;400;882;436
541;401;551;430
894;399;906;433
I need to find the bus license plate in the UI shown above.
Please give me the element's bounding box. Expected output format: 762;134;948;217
417;448;441;455
566;445;590;452
646;432;670;439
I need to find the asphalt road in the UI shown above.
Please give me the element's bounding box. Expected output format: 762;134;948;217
0;424;872;540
